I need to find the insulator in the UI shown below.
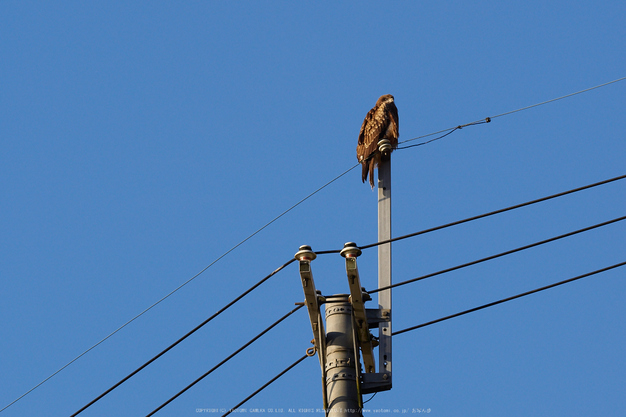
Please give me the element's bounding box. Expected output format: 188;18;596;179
378;139;392;156
295;245;317;261
340;242;362;258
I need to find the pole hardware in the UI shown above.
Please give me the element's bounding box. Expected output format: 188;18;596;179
338;242;392;394
295;245;325;353
377;139;393;156
340;242;376;374
376;154;392;392
365;308;391;329
295;245;329;412
323;295;361;416
297;140;395;410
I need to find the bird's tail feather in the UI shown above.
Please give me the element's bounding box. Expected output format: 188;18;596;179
361;161;368;184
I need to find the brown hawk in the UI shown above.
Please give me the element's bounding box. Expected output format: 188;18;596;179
356;94;399;188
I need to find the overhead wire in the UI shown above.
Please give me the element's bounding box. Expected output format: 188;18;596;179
397;118;491;149
397;76;626;147
370;214;626;294
4;76;624;413
1;168;359;414
318;173;626;255
222;353;311;417
488;76;626;120
360;173;626;251
70;258;295;417
146;304;305;416
393;260;626;336
141;210;626;413
362;392;377;405
208;77;625;411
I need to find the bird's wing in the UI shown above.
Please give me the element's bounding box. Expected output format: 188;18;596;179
386;101;399;148
357;107;386;162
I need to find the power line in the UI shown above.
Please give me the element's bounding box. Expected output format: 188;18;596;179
370;214;626;294
146;304;305;416
397;118;491;150
393;260;626;336
360;173;626;251
489;76;626;120
6;77;624;413
70;258;295;417
318;173;626;255
362;392;377;405
1;169;360;415
143;76;626;411
222;352;311;417
397;76;626;147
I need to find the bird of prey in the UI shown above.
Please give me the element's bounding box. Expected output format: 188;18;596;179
356;94;399;188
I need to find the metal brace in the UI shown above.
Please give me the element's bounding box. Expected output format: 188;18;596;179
340;242;377;374
295;245;329;411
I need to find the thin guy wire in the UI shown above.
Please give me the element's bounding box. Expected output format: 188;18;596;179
489;76;626;119
393;260;626;336
70;258;295;417
146;304;305;416
222;353;310;417
398;76;626;146
370;215;626;293
397;119;490;149
2;165;358;414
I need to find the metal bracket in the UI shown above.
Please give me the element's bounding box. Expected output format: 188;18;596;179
340;242;377;374
295;245;326;360
365;308;391;329
295;245;329;412
360;372;392;394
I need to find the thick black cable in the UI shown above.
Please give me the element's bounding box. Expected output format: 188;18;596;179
370;215;626;294
222;353;310;417
393;260;626;336
146;304;305;416
3;166;360;415
70;258;295;417
361;173;626;251
362;392;377;405
317;174;626;256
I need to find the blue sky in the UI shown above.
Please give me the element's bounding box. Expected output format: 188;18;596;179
1;1;625;416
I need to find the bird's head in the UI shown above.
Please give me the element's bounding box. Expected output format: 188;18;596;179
377;94;395;105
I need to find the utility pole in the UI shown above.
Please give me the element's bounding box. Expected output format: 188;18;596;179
324;294;361;415
296;139;394;416
376;139;393;387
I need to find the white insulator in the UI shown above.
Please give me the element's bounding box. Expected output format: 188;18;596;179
340;242;362;258
295;245;317;261
378;139;392;156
